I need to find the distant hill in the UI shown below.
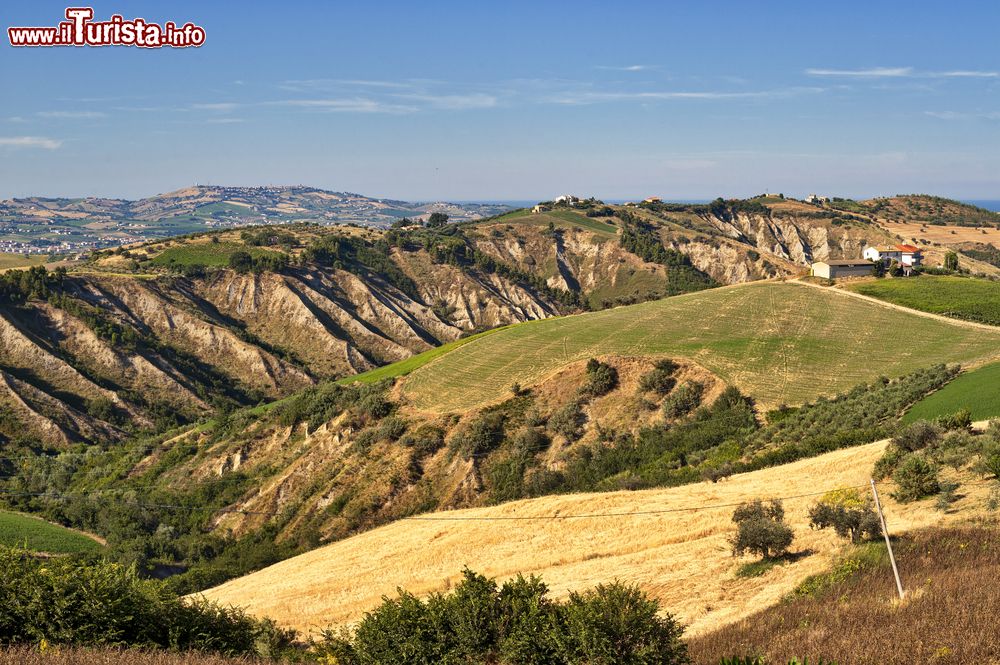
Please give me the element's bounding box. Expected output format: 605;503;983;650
0;185;511;254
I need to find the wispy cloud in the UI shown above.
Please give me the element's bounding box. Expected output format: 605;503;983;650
37;110;106;119
549;87;824;105
596;65;653;72
191;102;240;112
395;93;497;110
0;136;61;149
807;67;913;78
925;110;1000;120
808;67;998;79
205;117;246;124
267;98;419;114
929;70;999;78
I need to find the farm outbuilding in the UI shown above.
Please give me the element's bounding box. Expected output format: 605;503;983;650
811;260;874;279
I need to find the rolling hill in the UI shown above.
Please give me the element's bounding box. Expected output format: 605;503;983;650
397;280;1000;413
198;437;987;636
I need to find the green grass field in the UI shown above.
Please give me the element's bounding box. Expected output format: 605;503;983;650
0;511;103;554
150;242;282;267
395;282;1000;412
849;275;1000;326
903;362;1000;423
487;209;618;237
0;253;48;270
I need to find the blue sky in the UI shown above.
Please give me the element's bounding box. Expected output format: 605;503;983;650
1;0;998;201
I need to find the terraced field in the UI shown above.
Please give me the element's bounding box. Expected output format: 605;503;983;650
399;281;1000;412
0;511;104;555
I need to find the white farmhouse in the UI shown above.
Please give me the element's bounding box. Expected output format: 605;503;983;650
862;244;923;267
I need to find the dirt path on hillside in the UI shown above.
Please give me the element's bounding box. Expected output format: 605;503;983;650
791;277;1000;333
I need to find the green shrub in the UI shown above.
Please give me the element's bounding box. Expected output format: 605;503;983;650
582;359;619;398
549;401;586;441
662;382;704;419
808;489;881;543
0;547;293;657
891;454;941;502
730;500;793;560
317;570;688;665
559;582;688;665
891;420;942;452
639;360;679;395
935;408;972;431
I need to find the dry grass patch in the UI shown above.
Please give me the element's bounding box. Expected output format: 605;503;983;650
688;525;1000;665
199;440;985;637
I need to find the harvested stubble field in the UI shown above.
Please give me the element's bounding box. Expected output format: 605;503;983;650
399;281;1000;413
200;439;986;637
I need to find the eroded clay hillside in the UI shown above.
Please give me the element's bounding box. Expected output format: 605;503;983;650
0;195;966;446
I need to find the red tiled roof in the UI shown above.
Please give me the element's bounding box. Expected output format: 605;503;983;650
895;244;920;252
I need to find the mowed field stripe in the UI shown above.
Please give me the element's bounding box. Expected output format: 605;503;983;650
400;281;1000;413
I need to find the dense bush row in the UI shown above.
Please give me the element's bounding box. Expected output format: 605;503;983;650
0;546;294;658
316;569;689;665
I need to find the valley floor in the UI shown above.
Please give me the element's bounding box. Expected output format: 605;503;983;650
199;436;987;637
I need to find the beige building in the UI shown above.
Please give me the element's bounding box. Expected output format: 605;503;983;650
811;259;874;279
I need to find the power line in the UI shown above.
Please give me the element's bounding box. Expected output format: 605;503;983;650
403;483;873;521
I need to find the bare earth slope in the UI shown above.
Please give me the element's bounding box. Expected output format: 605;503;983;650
200;438;981;636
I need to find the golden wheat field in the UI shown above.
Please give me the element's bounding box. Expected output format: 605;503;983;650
200;439;985;637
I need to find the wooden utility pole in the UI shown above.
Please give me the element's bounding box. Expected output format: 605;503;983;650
870;478;905;599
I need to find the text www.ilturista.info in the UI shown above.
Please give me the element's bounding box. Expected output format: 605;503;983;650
8;7;205;48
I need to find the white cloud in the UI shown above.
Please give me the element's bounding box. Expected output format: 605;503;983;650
925;110;1000;120
268;98;419;114
549;87;823;105
808;67;999;79
205;117;246;124
37;111;106;119
0;136;61;149
395;93;497;110
806;67;913;78
191;103;240;112
929;70;999;78
596;65;652;72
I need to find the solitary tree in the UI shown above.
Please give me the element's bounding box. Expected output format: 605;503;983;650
944;251;959;271
730;499;794;560
808;489;881;543
427;212;449;228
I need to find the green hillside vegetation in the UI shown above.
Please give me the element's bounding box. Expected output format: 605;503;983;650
849;275;1000;326
0;253;48;270
400;282;1000;412
868;195;999;227
903;362;1000;423
150;241;286;268
0;511;103;555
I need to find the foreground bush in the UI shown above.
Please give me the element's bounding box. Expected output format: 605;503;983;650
0;547;294;658
316;569;689;665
